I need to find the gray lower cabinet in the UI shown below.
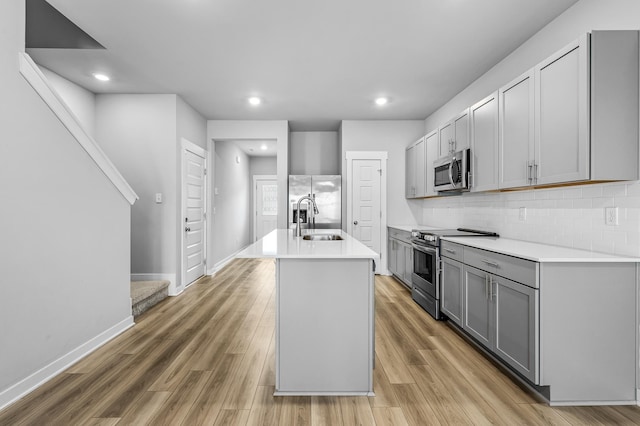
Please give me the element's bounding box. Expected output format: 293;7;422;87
493;275;537;382
387;228;413;288
441;239;637;404
463;265;492;347
441;256;463;326
463;263;538;383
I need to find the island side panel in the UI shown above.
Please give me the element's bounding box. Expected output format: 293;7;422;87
539;262;637;404
276;258;373;395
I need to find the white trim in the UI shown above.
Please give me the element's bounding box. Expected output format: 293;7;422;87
18;53;138;205
637;388;639;406
274;391;375;397
130;273;178;296
180;138;208;293
252;175;278;242
0;316;134;411
345;151;388;275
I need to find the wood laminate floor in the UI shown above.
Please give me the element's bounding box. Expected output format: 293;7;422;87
1;258;639;425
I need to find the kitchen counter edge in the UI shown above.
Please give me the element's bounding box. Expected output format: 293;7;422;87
441;236;640;263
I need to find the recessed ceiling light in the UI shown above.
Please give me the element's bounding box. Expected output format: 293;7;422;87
260;144;268;150
93;73;110;82
375;97;388;106
248;97;261;106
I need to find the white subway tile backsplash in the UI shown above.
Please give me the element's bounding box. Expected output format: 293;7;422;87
422;181;640;257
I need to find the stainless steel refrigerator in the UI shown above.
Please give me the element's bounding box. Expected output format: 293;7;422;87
288;175;341;230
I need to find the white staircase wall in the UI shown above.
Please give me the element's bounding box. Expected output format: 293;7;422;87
0;0;134;409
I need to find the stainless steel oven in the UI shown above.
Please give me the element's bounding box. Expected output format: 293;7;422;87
411;242;440;319
411;228;499;320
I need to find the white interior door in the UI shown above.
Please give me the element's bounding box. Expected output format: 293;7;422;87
254;176;278;241
183;144;206;287
347;151;387;273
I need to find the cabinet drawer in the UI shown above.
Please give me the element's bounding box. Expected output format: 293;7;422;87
441;241;463;262
464;247;538;288
388;228;412;244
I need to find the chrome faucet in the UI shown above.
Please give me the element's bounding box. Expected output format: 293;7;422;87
296;195;319;237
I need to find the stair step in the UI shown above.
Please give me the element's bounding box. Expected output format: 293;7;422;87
130;280;170;317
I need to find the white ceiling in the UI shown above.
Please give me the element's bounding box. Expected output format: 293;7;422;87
29;0;579;131
227;139;278;157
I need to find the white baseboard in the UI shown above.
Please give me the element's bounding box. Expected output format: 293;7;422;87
0;316;134;411
637;388;639;406
131;273;178;296
208;246;250;276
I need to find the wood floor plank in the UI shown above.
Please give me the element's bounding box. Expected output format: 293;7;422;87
311;396;343;426
374;321;416;384
181;353;245;425
117;391;172;426
213;409;251;426
368;354;400;408
245;385;283;426
371;406;410;426
338;396;376;426
392;383;442;426
2;259;640;426
278;395;311;426
147;370;213;425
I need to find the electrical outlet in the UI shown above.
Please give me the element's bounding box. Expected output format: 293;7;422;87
155;193;163;203
605;207;618;226
518;207;526;221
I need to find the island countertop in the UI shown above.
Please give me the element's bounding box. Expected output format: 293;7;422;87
237;229;379;260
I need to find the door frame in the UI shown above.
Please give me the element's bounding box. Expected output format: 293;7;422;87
253;174;278;242
180;138;208;292
346;151;388;274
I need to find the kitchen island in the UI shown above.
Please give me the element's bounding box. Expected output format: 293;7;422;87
238;229;379;396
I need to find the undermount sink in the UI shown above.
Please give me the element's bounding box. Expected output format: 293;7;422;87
302;234;343;241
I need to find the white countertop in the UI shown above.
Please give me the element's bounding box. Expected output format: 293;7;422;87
237;229;379;260
388;224;443;232
441;236;640;263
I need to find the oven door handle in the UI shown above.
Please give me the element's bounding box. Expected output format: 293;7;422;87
411;243;437;255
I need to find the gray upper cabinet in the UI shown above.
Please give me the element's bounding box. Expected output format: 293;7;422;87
438;108;470;157
498;31;639;190
535;35;589;185
424;130;438;197
405;136;426;199
405;143;417;198
470;92;499;192
499;70;535;189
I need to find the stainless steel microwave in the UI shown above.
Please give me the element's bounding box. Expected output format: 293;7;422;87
433;148;471;192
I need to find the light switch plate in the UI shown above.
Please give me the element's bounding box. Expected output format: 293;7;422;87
605;207;618;226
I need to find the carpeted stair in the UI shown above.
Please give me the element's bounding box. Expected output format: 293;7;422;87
130;280;170;317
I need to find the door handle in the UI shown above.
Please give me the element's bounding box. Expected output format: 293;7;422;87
185;227;191;232
353;220;358;225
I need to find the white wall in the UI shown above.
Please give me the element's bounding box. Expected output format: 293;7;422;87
340;120;425;227
212;142;252;266
250;156;277;176
289;131;339;175
96;94;179;287
38;66;96;138
421;0;640;258
0;0;132;408
207;120;289;271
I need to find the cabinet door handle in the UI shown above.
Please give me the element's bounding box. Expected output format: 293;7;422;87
485;274;490;300
527;162;532;183
443;248;456;254
481;259;500;268
490;277;496;301
533;163;538;184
